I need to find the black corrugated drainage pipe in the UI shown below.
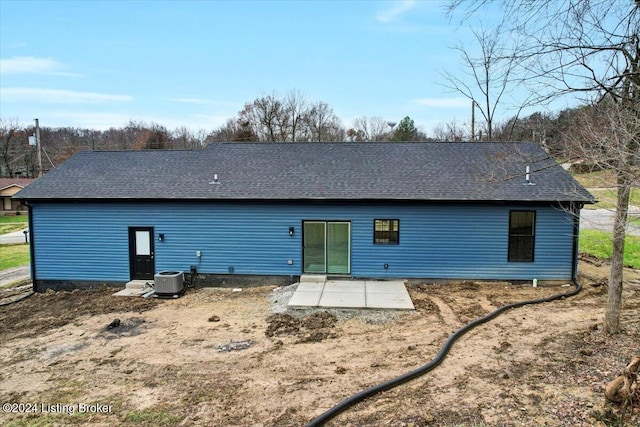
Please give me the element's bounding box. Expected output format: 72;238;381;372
0;291;35;306
306;279;584;427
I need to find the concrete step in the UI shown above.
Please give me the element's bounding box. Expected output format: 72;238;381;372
125;280;153;290
300;274;327;283
115;280;154;297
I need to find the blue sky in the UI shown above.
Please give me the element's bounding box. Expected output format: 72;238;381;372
1;0;548;134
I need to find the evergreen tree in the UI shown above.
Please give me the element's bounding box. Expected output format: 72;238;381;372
392;116;417;141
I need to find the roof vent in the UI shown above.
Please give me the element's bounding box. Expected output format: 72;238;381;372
209;174;221;185
524;165;536;186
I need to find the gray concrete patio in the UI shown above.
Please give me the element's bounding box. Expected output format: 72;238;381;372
288;279;414;310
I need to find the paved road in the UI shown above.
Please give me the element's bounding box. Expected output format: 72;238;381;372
581;208;640;236
0;229;31;287
0;265;31;288
0;228;29;245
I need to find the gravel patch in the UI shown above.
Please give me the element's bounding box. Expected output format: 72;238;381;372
269;283;403;324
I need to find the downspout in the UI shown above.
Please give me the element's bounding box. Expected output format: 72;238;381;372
26;202;37;293
571;202;583;283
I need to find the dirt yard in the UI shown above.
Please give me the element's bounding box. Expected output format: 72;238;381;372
1;260;639;427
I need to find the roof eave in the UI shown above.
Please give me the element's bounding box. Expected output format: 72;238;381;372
14;196;595;204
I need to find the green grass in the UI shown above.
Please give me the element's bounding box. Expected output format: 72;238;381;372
582;188;640;210
0;215;28;223
0;244;30;270
580;229;640;269
0;215;28;234
572;169;617;188
572;169;640;210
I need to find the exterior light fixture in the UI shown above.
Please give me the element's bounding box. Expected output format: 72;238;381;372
158;233;165;242
289;227;295;236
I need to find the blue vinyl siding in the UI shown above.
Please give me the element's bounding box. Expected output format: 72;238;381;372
30;201;576;282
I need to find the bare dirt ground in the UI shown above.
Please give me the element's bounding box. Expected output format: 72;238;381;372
1;260;639;427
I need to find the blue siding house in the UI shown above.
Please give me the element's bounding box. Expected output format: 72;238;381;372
15;142;594;292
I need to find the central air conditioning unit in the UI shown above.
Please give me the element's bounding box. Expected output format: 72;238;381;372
154;271;184;296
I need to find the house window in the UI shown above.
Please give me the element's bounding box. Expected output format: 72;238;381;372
508;211;535;262
374;219;399;244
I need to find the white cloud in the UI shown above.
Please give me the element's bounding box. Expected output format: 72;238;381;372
0;56;79;76
45;112;133;130
170;97;239;108
413;97;470;108
171;97;218;105
160;113;230;131
40;111;227;132
376;0;416;23
1;87;132;104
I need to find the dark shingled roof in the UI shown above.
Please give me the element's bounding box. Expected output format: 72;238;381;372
14;142;595;203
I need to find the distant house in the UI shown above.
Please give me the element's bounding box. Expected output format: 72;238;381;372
1;178;34;214
15;142;594;292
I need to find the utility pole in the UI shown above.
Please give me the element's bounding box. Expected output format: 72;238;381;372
470;100;475;142
35;118;43;177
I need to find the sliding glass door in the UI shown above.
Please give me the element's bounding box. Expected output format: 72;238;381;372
303;221;350;274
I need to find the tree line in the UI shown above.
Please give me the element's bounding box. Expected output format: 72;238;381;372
0;120;207;178
2;91;609;180
0;97;602;179
205;90;428;143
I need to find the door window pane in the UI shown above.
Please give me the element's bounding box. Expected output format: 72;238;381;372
135;231;151;256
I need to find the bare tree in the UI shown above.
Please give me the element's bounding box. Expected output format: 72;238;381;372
348;117;390;142
493;111;561;150
449;0;640;333
217;91;349;143
284;89;307;142
102;125;139;150
304;101;344;142
207;118;257;143
432;118;468;142
240;93;288;142
0;118;24;177
193;128;208;148
170;127;207;149
131;122;171;150
173;126;201;149
562;99;639;328
442;25;522;141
